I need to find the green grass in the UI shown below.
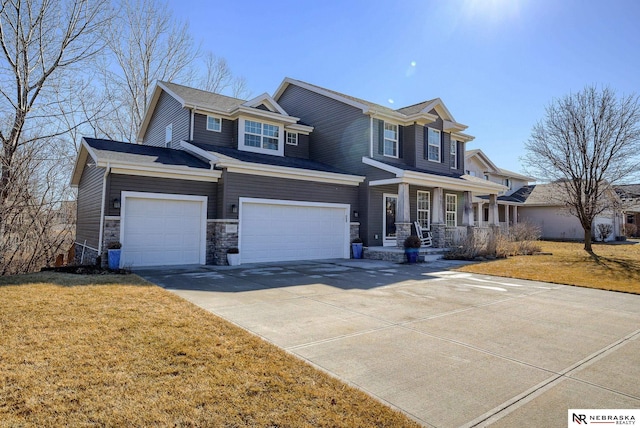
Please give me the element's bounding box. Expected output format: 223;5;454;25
457;240;640;293
0;272;419;427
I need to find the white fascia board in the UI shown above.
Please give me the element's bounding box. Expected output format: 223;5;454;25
180;140;220;165
230;106;299;124
95;158;220;182
362;157;406;176
443;120;468;133
451;131;475;142
284;123;314;134
70;139;100;186
273;78;371;113
192;107;235;119
369;110;438;126
243;93;289;116
369;178;403;186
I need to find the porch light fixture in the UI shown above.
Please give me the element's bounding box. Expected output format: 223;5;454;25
231;204;238;214
353;210;359;218
112;198;121;209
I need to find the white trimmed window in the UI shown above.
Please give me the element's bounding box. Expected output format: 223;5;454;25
383;122;398;158
417;191;430;230
450;138;457;169
286;131;298;146
239;118;282;155
504;178;511;189
428;128;441;162
165;123;172;148
445;194;457;227
207;115;222;132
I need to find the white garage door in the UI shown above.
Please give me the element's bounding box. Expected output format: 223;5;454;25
240;199;349;264
121;193;206;267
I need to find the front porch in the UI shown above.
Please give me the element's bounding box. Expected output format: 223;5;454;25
364;245;450;263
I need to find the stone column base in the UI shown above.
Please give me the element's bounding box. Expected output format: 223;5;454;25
395;222;412;248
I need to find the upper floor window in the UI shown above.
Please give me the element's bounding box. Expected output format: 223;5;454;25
427;128;441;162
239;118;283;155
165;123;172;148
503;178;511;189
484;174;489;181
445;193;457;227
286;131;298;146
383;122;398;158
207;115;222;132
450;139;457;169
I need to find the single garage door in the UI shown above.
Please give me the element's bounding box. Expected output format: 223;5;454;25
240;199;350;263
121;193;207;267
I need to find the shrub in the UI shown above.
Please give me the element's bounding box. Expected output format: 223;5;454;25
352;237;363;244
622;223;637;237
445;222;541;260
403;235;421;249
107;241;122;250
595;223;614;241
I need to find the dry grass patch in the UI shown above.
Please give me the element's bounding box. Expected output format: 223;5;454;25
0;273;418;427
456;241;640;294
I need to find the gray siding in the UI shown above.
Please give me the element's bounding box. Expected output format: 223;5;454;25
371;119;410;166
284;133;310;159
76;160;105;249
277;85;370;174
414;113;464;176
142;91;190;148
221;172;359;222
106;174;217;219
192;113;236;147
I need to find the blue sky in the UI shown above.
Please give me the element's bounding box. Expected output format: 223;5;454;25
168;0;640;173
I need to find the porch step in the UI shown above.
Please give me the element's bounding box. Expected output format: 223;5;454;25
363;246;449;263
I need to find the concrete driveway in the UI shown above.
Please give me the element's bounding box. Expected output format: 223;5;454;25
139;259;640;427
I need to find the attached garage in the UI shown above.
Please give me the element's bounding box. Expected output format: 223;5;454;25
239;198;350;264
120;192;207;267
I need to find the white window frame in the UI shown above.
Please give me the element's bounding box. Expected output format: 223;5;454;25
445;193;457;227
504;178;511;189
206;115;222;132
383;122;398;158
165;123;172;148
417;190;430;230
286;131;298;146
450;138;457;169
427;128;441;162
238;117;284;156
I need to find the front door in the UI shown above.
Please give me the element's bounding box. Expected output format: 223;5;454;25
383;194;398;246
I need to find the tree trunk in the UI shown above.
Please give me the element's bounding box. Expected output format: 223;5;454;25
583;228;593;252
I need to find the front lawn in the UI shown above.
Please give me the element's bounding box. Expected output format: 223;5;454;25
456;240;640;294
0;272;418;427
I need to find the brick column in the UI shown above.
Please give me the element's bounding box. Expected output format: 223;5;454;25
210;219;239;265
432;223;446;248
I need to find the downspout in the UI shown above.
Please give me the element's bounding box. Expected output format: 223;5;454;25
369;116;374;157
190;106;195;141
97;162;111;255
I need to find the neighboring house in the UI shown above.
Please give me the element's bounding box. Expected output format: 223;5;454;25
615;184;640;237
465;149;535;230
465;149;624;241
72;78;505;267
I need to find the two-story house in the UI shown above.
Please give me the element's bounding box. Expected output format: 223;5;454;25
72;78;505;267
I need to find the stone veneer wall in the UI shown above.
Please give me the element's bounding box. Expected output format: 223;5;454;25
210;219;239;265
350;222;360;242
395;222;412;247
431;223;446;248
101;217;121;268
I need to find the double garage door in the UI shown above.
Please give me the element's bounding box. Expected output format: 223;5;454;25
119;193;349;267
239;199;350;264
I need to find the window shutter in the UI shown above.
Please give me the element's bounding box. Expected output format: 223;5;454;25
377;120;384;155
398;126;404;158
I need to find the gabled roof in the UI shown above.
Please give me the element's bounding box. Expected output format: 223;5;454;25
273;77;472;139
138;81;303;143
71;138;217;186
615;184;640;199
497;167;535;182
465;149;500;173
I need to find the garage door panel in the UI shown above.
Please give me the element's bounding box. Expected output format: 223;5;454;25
240;201;348;264
121;196;204;267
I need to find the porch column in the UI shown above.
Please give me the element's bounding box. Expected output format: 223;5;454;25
489;194;499;226
395;182;411;247
513;205;518;225
476;201;483;227
463;191;474;226
432;187;446;247
504;203;510;228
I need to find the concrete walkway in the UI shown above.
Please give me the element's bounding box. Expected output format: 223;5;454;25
138;259;640;427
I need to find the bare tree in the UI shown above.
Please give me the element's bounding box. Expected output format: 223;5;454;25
200;52;251;99
103;0;199;143
0;0;109;273
524;85;640;251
